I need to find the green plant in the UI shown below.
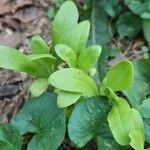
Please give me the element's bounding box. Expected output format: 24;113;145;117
0;1;149;150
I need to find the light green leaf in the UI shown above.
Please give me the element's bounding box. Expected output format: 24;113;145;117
124;59;150;143
0;46;45;77
78;45;102;72
30;78;50;97
49;68;99;97
57;90;81;108
52;1;78;46
117;12;142;38
31;35;49;54
66;21;90;55
143;19;150;47
129;130;144;150
27;54;56;74
106;60;134;91
11;93;65;150
108;97;144;146
0;123;22;150
55;44;77;67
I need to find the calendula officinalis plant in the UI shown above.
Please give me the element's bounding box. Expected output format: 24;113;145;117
0;1;149;150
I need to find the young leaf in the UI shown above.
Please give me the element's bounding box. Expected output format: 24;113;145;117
31;35;49;54
129;130;144;150
0;46;45;77
57;90;81;108
52;1;78;46
117;12;142;38
55;44;77;68
11;93;65;150
106;60;134;91
0;123;22;150
66;21;90;55
143;19;150;47
78;45;102;72
107;97;144;146
30;78;50;97
49;68;99;97
68;96;125;149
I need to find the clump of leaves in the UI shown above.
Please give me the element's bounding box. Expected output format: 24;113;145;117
0;1;149;150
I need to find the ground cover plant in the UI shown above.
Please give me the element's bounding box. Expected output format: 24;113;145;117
0;1;150;150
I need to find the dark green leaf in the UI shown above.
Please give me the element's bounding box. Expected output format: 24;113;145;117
89;0;112;45
143;19;150;47
125;0;150;18
11;93;65;150
117;12;142;38
68;96;124;149
0;123;22;150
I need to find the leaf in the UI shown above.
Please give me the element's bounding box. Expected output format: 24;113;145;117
0;123;22;150
78;45;102;72
124;59;150;143
103;0;121;17
30;78;50;97
57;90;81;108
27;54;56;75
52;1;78;47
11;93;65;150
143;19;150;47
139;99;150;118
0;46;45;77
66;21;90;55
107;97;144;146
89;0;112;45
97;46;122;81
129;130;144;150
68;96;124;149
125;0;150;18
49;68;99;97
106;60;134;91
117;12;142;38
55;44;77;68
31;35;49;54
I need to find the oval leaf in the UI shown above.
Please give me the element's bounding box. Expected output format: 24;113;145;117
78;45;102;72
57;90;81;108
68;96;124;149
11;93;65;150
0;123;22;150
52;1;78;46
31;35;49;54
107;97;144;146
30;78;50;97
49;68;99;97
106;60;134;91
55;44;77;67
